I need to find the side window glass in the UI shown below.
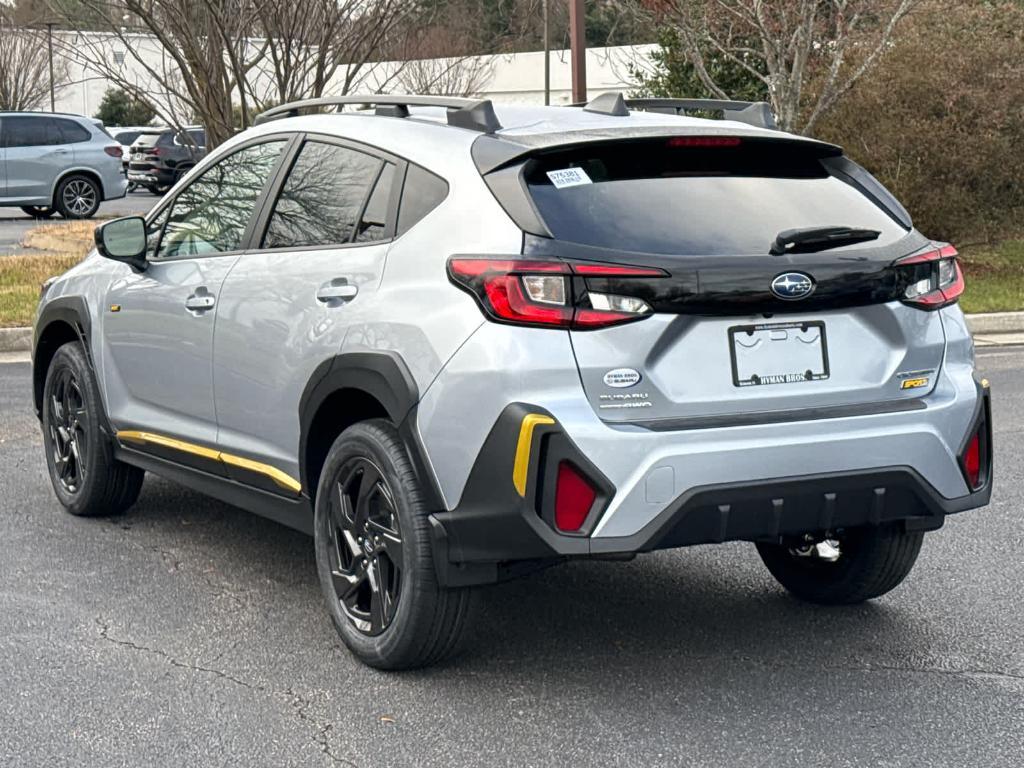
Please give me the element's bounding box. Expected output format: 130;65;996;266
397;164;449;234
263;141;381;249
56;119;92;144
354;162;396;243
156;140;285;260
3;117;43;148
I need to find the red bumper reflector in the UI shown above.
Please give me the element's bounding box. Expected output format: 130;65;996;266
963;432;982;490
554;461;596;532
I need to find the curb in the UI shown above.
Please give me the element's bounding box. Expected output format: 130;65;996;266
0;327;31;353
964;311;1024;335
3;311;1024;355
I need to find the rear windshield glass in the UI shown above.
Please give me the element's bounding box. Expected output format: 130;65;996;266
114;130;142;145
524;138;908;256
132;133;164;148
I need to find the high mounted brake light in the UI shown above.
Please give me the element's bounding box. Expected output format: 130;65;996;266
895;244;964;310
447;258;665;330
666;136;743;148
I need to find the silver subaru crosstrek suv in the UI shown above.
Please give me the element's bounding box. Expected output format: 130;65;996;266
32;94;993;669
0;112;127;219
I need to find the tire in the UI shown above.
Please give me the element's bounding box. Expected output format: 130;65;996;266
54;175;102;219
41;342;144;517
149;183;170;196
314;419;476;670
20;205;56;219
756;525;924;605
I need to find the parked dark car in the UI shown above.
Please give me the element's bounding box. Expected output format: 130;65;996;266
126;126;206;195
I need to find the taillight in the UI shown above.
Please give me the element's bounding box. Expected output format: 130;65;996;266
104;145;123;158
895;244;964;310
448;257;663;330
554;461;597;533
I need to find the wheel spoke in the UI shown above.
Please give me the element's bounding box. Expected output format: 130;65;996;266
331;480;354;527
352;463;381;530
367;520;404;567
367;559;386;633
333;561;367;602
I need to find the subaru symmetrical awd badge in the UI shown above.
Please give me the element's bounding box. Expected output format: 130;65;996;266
771;272;815;300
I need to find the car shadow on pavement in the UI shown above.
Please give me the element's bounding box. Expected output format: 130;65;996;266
123;477;925;682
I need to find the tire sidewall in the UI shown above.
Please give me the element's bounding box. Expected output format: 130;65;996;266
42;344;109;514
313;422;437;667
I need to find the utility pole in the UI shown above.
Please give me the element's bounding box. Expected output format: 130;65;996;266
47;22;56;112
568;0;586;103
542;0;550;105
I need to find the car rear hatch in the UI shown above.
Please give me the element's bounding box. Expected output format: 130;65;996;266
500;135;955;425
128;132;164;170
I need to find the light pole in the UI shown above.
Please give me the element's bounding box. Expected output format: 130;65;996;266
47;22;56;112
542;0;550;105
568;0;586;103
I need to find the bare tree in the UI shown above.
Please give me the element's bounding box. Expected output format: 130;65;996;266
48;0;424;145
0;11;69;110
251;0;413;111
631;0;918;133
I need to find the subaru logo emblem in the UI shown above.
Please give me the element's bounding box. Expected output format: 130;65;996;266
771;272;815;300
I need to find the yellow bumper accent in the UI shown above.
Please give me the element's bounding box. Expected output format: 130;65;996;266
512;414;555;497
116;430;302;494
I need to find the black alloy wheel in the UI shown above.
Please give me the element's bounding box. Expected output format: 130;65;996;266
324;457;404;636
47;366;88;494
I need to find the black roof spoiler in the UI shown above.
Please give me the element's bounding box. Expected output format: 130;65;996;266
573;93;778;130
253;95;502;134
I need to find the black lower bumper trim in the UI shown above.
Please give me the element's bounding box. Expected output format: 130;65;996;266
431;460;988;586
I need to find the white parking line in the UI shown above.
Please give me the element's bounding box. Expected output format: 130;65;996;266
0;352;30;364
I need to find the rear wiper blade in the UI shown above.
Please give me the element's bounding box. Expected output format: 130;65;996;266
770;226;881;255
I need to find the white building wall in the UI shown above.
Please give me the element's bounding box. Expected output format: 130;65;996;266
46;33;656;123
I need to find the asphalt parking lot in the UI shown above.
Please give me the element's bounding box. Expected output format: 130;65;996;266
0;191;156;254
1;347;1022;767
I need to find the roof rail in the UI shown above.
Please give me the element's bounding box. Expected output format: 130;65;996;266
575;93;778;130
253;95;502;133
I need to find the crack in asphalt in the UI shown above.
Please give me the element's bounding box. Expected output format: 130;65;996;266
95;618;258;690
95;618;361;767
286;688;361;768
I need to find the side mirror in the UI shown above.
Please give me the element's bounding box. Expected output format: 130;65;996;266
95;216;147;271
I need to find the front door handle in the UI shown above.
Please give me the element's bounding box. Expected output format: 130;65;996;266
316;279;358;304
185;290;215;312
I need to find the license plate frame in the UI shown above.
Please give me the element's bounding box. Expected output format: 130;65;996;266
728;320;830;387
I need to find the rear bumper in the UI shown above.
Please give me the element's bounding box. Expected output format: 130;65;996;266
428;386;992;586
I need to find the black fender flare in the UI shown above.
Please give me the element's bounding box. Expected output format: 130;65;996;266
298;351;444;511
32;296;93;418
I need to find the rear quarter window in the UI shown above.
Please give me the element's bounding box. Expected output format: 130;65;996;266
397;164;448;235
524;138;909;257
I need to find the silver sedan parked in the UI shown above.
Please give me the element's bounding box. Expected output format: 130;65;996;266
0;112;128;219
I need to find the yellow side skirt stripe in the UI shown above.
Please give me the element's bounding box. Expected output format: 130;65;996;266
512;414;555;497
116;430;302;494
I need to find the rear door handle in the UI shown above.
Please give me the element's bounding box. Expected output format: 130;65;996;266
185;291;215;312
316;279;358;304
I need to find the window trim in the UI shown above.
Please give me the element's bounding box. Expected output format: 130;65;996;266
145;133;299;263
248;132;408;255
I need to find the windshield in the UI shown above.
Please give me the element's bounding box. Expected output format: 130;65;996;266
114;130;142;145
525;138;909;257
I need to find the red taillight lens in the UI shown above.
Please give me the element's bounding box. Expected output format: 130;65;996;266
104;145;123;158
448;258;661;330
963;433;981;490
554;461;597;532
896;244;964;310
